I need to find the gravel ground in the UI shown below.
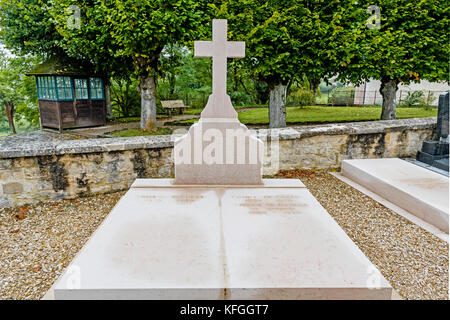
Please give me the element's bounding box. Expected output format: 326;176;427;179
0;192;124;300
275;170;449;300
0;170;448;300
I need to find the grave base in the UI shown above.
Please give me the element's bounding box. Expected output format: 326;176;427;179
52;179;392;300
342;158;449;233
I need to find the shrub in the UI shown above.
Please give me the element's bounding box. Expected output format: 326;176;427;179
329;87;355;106
288;89;315;107
401;91;424;107
230;91;252;106
419;92;436;110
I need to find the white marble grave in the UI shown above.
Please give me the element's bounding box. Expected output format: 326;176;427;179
50;19;393;300
52;179;392;299
341;158;449;233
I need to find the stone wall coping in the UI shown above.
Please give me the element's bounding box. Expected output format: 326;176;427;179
0;117;436;159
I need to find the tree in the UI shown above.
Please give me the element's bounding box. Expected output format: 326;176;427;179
158;43;188;98
51;0;212;129
215;0;357;128
0;51;40;133
49;1;134;121
337;0;449;119
0;0;64;57
54;1;210;130
0;0;129;121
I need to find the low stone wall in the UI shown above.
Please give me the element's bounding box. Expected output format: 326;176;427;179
0;117;436;207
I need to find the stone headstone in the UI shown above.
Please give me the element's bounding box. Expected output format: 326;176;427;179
173;19;263;185
437;91;449;141
417;91;449;171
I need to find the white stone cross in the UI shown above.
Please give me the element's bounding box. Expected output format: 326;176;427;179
194;19;245;96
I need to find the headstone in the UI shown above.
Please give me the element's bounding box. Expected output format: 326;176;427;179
173;20;263;185
417;91;449;171
49;19;393;300
436;91;449;141
342;158;449;233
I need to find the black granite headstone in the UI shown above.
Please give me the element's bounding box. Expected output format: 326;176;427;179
436;91;449;140
417;91;449;171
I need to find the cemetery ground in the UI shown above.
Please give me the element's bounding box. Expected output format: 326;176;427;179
0;170;447;300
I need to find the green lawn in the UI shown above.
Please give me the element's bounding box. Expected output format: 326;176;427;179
110;115;167;124
174;106;437;125
184;104;266;115
109;127;173;137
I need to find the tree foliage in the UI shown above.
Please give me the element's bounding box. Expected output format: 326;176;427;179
0;52;40;133
0;0;64;57
336;0;449;119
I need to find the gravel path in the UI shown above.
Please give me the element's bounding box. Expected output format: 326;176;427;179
275;170;449;300
0;192;124;300
0;170;448;300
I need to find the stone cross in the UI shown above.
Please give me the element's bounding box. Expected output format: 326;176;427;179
194;19;245;97
173;19;263;185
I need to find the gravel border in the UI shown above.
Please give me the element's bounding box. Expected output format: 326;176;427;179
0;192;124;300
276;170;448;300
1;170;448;300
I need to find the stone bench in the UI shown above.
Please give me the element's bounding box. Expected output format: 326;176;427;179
161;100;187;117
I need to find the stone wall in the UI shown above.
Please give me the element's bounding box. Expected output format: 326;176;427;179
0;118;436;207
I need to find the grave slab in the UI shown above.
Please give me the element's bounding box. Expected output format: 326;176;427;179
52;179;392;300
341;158;449;233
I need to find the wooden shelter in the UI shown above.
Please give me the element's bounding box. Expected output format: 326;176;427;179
27;57;106;131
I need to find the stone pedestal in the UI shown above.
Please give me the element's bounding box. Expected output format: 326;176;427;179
51;179;392;300
173;94;263;185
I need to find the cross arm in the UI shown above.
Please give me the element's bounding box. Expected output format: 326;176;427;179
226;42;245;58
194;41;213;58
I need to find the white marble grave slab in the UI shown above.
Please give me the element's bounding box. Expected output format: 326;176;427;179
341;158;449;233
52;179;392;300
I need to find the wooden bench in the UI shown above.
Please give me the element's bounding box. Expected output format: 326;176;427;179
161;100;187;117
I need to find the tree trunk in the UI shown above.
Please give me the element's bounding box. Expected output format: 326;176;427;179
4;101;16;134
269;83;287;128
310;79;320;95
380;78;398;120
104;79;114;121
139;74;157;130
168;74;176;97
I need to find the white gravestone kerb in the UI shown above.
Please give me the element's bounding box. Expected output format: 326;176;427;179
173;19;264;185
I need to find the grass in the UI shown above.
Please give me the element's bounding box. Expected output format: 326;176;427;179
109;127;173;137
173;105;437;125
110;115;167;124
184;104;267;115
